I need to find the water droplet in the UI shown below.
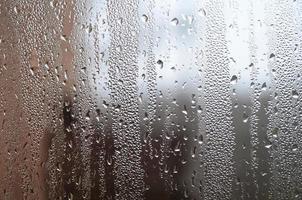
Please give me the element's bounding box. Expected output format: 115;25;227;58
292;144;298;152
157;59;163;69
243;113;249;123
230;75;238;84
261;82;267;91
171;18;179;26
292;90;299;99
141;14;148;22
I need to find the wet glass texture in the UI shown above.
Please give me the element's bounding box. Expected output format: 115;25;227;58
1;0;302;199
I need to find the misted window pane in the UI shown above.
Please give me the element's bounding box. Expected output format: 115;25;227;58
0;0;302;199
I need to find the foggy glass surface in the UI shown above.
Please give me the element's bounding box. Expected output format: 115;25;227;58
0;0;302;199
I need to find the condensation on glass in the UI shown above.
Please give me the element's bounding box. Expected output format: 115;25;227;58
0;0;302;199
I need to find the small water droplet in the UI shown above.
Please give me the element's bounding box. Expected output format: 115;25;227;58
292;90;299;99
230;75;238;84
171;18;179;26
141;14;148;22
243;113;249;123
13;6;19;14
157;59;163;69
261;82;267;91
292;144;298;152
86;23;93;33
182;105;188;115
198;8;206;16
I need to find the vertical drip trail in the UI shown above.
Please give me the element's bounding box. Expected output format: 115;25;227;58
293;1;302;198
224;1;255;198
107;0;145;199
249;1;272;199
88;1;109;199
195;1;207;198
267;0;300;199
136;0;155;197
203;0;235;199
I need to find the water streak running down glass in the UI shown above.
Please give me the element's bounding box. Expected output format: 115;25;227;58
0;0;302;199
